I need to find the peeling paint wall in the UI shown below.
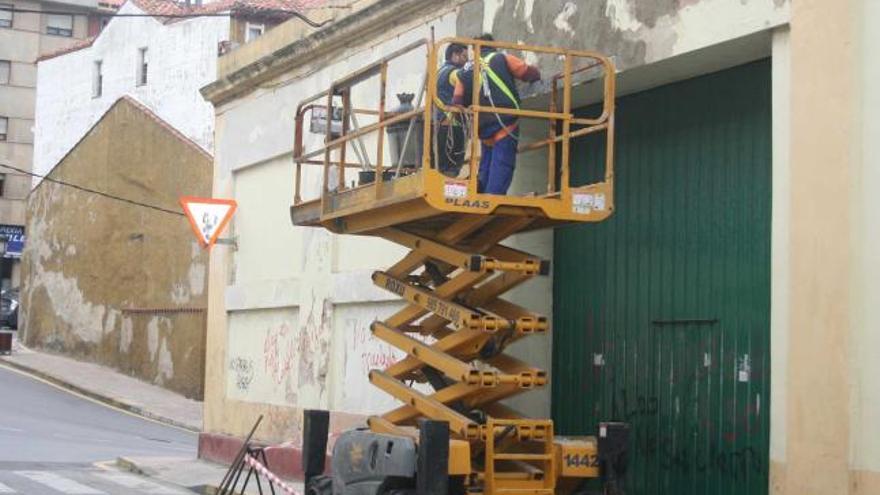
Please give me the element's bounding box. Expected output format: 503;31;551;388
21;98;212;399
455;0;788;101
203;0;790;449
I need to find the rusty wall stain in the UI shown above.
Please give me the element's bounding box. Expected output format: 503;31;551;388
21;97;212;399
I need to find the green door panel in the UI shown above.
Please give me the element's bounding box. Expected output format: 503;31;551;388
553;59;772;495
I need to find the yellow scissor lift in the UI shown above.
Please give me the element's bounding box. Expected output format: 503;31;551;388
292;38;627;495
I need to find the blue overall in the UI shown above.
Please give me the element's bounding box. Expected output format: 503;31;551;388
478;133;518;194
458;50;522;195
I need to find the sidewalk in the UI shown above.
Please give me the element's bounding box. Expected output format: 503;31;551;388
0;338;311;493
0;337;202;432
115;456;305;494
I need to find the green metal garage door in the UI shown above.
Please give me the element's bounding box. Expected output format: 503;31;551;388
553;59;771;495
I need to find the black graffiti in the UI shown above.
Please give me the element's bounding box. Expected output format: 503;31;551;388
632;429;765;480
611;389;659;420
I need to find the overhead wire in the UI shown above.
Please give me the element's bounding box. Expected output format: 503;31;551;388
0;5;332;27
0;163;185;217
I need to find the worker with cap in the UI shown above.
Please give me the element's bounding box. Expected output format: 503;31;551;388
452;34;541;194
434;43;469;177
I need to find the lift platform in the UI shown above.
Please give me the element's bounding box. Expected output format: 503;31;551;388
291;37;626;495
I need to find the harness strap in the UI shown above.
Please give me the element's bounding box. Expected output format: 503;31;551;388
481;52;519;109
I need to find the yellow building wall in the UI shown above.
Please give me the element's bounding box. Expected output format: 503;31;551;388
21;97;212;399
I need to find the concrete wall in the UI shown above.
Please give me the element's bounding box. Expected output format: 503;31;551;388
202;0;794;452
20;97;212;399
853;2;880;491
32;1;229;186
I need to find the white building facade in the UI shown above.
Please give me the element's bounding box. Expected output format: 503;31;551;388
32;0;229;182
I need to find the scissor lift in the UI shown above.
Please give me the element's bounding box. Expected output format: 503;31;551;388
291;38;627;495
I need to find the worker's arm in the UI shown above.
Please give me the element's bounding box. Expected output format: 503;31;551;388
505;54;541;82
452;78;466;106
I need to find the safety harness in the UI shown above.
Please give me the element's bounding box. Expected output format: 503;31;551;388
480;52;520;110
480;52;520;144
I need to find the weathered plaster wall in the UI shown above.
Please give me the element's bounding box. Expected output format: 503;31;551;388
769;25;791;474
205;8;459;444
203;0;791;446
32;1;228;186
455;0;788;103
21;97;212;399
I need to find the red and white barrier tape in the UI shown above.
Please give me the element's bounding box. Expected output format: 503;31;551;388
243;454;302;495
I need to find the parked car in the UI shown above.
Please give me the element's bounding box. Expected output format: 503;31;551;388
0;289;19;330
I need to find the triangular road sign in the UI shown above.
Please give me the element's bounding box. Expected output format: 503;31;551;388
180;196;237;248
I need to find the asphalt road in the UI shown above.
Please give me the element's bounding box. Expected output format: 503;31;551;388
0;364;197;494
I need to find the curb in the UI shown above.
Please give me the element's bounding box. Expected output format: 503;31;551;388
198;432;320;482
115;457;149;476
116;457;218;494
0;357;201;433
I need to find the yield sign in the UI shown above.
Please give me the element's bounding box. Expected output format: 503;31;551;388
180;196;237;248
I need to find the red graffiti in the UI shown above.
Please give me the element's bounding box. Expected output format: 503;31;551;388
360;350;399;370
264;322;294;385
349;319;401;371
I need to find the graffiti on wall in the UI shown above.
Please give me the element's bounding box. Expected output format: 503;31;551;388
263;322;295;385
352;318;399;371
226;308;300;405
604;367;767;481
226;301;415;413
229;357;255;391
583;324;770;483
337;302;410;414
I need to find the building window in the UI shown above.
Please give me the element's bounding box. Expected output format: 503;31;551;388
0;4;12;28
245;22;264;42
47;14;73;37
0;117;7;141
137;47;148;86
0;174;6;197
0;60;9;84
92;60;102;97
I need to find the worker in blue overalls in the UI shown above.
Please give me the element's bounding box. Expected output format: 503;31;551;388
452;34;541;194
434;43;469;177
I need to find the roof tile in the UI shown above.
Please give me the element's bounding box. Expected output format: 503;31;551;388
37;36;98;62
38;0;329;61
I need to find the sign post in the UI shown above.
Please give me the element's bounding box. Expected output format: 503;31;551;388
179;196;237;249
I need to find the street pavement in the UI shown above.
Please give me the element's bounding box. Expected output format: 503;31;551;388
0;364;197;494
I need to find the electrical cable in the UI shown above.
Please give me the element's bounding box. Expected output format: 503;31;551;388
0;6;331;27
0;162;185;217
